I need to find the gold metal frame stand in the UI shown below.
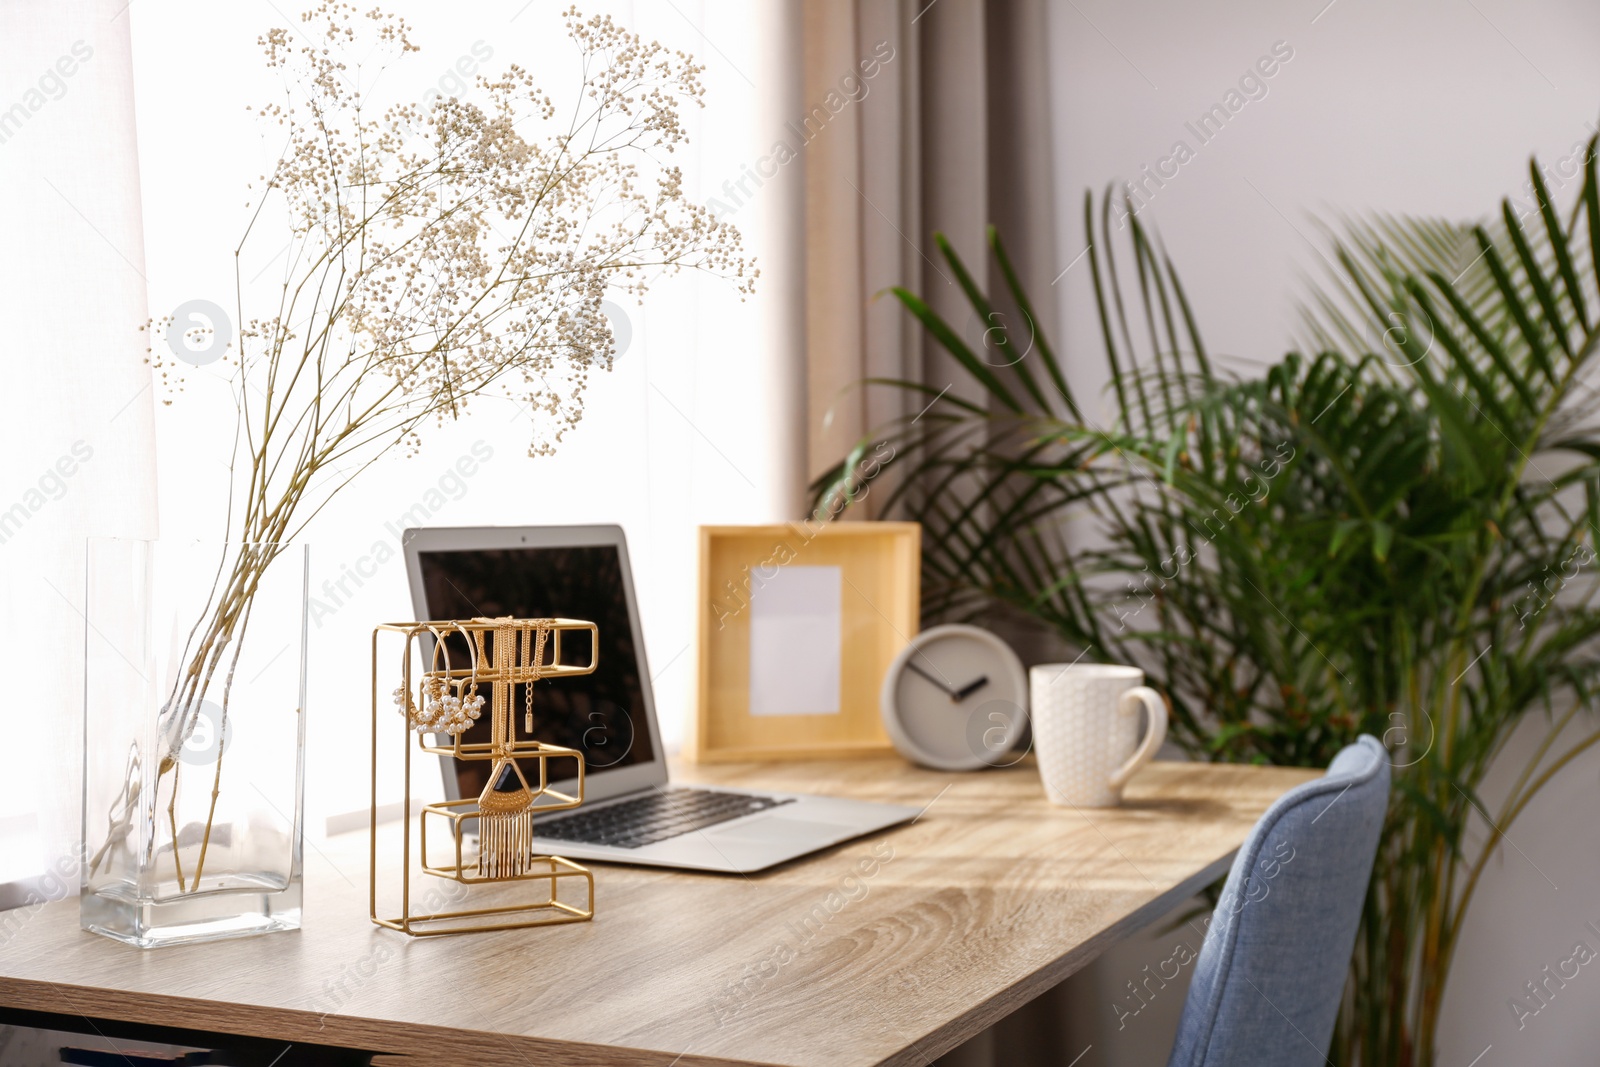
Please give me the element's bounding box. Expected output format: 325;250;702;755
370;617;599;935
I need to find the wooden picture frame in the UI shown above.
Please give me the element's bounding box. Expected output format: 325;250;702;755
690;522;920;762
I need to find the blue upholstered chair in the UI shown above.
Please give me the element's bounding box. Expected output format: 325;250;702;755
1166;735;1390;1067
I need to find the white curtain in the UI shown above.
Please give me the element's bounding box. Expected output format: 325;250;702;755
121;0;800;831
0;0;803;878
0;0;159;903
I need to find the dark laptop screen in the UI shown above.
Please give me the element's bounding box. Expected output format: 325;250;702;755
416;544;654;797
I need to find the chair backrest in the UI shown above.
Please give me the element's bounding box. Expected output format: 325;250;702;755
1166;735;1390;1067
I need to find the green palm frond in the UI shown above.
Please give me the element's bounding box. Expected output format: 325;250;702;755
815;134;1600;1066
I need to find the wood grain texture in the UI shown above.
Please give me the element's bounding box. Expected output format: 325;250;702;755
0;757;1315;1067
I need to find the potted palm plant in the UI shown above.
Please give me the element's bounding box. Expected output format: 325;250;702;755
816;141;1600;1064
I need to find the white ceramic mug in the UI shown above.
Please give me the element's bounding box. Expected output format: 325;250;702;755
1029;663;1168;807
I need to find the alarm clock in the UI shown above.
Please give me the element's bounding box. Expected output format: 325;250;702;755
880;624;1029;771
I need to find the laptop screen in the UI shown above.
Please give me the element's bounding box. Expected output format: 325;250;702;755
416;544;656;798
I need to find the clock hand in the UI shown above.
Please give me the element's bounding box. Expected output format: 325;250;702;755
953;675;990;701
906;659;960;700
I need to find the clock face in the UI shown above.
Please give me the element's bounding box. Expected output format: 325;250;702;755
880;624;1028;771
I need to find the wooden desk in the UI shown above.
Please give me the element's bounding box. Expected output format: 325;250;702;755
0;757;1313;1067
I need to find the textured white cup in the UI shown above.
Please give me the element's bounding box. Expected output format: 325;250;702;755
1029;663;1168;807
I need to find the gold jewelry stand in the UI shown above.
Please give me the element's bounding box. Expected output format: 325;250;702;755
370;617;599;936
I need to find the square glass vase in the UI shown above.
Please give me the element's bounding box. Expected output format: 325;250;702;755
81;539;308;948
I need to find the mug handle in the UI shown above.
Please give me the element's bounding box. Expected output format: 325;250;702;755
1107;686;1168;792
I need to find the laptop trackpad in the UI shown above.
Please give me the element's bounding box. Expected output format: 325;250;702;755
707;815;856;845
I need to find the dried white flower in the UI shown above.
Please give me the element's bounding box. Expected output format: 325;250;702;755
145;2;754;545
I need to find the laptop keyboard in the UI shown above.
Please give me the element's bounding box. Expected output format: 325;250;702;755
534;788;796;849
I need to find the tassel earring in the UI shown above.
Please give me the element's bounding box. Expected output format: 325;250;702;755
477;758;536;878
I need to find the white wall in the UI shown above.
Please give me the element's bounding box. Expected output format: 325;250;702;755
1044;0;1600;1062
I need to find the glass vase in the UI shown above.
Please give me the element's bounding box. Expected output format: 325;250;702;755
81;539;308;948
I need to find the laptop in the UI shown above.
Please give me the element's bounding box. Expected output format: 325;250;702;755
402;524;918;874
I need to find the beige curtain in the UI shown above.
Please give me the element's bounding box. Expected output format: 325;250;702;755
801;0;1058;504
798;4;1083;1066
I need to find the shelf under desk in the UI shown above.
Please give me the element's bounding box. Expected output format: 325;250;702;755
0;756;1315;1067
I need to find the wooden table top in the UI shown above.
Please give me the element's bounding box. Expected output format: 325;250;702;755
0;756;1314;1067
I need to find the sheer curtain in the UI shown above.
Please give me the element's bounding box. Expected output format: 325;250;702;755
0;0;159;904
0;0;803;895
124;0;803;830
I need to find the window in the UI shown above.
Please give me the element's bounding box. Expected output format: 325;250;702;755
0;1;801;881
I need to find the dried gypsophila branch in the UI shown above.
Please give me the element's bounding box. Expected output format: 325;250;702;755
126;3;755;890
